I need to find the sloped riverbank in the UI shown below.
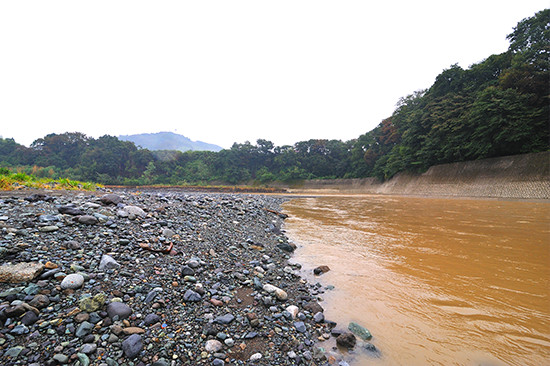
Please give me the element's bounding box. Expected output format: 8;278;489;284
285;152;550;200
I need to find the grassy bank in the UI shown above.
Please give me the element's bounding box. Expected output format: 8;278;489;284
0;168;101;191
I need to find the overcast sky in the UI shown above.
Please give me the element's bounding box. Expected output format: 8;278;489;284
1;1;547;149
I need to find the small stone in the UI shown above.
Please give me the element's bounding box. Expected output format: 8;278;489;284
58;206;85;216
100;194;122;205
263;283;288;301
294;321;307;333
77;353;90;366
21;311;39;325
66;240;81;249
79;293;106;312
39;225;59;232
249;353;262;361
75;312;90;323
53;353;69;364
336;332;356;348
313;265;331;275
303;301;324;314
5;346;24;358
213;313;235;325
76;321;94;338
60;273;84;289
10;324;29;335
205;339;223;353
348;321;372;340
80;343;97;354
106;302;132;320
285;305;299;319
277;243;295;252
183;289;201;302
78;215;98;225
123;206;147;218
99;255;120;271
122;334;143;359
123;327;145;335
314;311;325;323
144;313;161;325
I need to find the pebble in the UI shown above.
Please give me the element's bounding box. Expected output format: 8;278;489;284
122;334;143;359
60;273;85;289
106;301;132;319
205;339;223;353
99;254;120;270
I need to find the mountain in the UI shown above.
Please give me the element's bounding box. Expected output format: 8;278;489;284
118;132;223;152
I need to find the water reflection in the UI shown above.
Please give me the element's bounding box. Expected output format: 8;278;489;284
283;196;550;366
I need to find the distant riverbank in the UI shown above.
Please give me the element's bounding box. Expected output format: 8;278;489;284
277;152;550;200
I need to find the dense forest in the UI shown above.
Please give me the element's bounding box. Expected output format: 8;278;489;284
1;10;548;186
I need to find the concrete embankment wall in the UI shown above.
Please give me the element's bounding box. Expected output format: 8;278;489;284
284;152;550;200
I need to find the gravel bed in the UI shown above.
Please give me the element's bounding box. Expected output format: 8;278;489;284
0;189;352;366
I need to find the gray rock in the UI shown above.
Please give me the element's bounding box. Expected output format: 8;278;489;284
21;310;39;325
123;205;146;219
5;346;24;358
122;334;143;359
60;273;85;289
76;321;94;338
58;206;85;216
152;358;170;366
363;343;381;357
99;254;120;271
10;324;29;335
106;302;132;320
100;194;122;205
66;240;81;249
29;294;50;309
294;321;307;333
162;228;175;238
277;243;295;252
80;343;97;354
53;353;69;364
144;313;161;326
78;215;98;225
180;265;195;276
214;313;235;325
39;225;59;232
183;289;201;302
314;311;325;323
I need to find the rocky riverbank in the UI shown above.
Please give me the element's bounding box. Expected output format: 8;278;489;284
0;189;358;366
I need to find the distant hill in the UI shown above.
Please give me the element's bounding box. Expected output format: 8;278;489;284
118;132;223;152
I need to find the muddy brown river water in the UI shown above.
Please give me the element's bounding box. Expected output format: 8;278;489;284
282;195;550;366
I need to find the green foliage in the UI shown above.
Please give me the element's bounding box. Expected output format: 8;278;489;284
0;10;547;185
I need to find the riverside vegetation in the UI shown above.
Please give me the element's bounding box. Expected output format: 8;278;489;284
0;10;548;186
0;189;375;365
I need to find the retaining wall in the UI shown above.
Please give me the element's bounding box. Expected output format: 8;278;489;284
285;152;550;200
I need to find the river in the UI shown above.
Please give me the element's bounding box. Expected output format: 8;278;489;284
282;195;550;366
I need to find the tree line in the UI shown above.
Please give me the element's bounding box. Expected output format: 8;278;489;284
1;9;548;185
